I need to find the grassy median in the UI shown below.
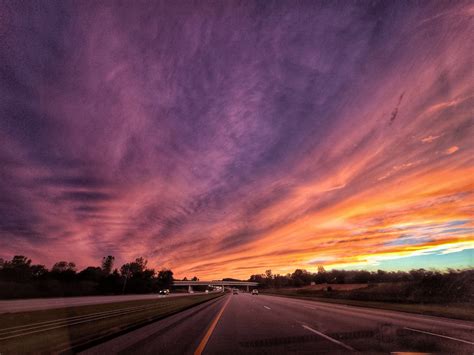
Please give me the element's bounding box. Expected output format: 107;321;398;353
0;293;223;353
262;289;474;321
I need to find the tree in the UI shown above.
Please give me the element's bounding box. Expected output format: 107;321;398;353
101;256;115;275
157;269;174;288
0;255;33;281
0;254;180;297
78;266;103;282
353;270;371;284
328;269;346;284
30;264;48;278
119;257;155;294
52;261;76;273
191;276;199;281
249;274;265;286
135;257;147;271
274;274;289;288
98;269;122;295
120;257;148;278
51;261;77;282
291;269;312;287
264;270;274;288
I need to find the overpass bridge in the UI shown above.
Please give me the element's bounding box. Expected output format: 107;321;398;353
173;280;258;293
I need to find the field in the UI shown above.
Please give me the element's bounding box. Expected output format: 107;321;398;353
0;293;222;353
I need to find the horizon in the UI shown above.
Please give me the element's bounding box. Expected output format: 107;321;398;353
2;252;473;282
1;1;473;280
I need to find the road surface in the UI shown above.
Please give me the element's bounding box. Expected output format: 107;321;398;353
0;292;203;313
82;292;474;354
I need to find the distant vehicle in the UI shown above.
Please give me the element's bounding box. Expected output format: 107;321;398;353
158;289;170;295
232;288;238;294
205;290;209;293
251;289;259;295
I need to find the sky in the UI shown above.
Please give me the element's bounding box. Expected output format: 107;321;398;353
0;1;473;279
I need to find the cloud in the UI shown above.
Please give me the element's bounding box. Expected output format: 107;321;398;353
0;1;473;278
421;135;441;143
445;146;459;155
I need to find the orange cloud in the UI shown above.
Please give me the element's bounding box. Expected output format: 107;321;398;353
445;146;459;155
421;135;441;143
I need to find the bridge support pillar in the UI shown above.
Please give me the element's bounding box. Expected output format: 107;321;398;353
188;285;193;293
246;285;249;292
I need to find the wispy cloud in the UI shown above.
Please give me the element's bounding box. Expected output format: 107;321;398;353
0;1;473;278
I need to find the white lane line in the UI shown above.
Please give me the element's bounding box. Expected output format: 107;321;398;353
302;325;355;351
303;305;317;310
264;306;271;310
404;327;474;345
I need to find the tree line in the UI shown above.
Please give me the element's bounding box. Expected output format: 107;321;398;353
249;267;473;288
248;267;473;303
1;255;472;302
0;255;174;299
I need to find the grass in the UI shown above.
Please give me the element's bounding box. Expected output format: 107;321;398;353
262;289;474;321
0;293;223;353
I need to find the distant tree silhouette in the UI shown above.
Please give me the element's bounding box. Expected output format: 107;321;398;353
249;274;264;284
52;261;76;273
119;258;155;293
0;253;471;302
120;257;149;278
78;266;103;282
51;261;77;282
1;255;33;281
101;256;115;275
291;269;312;287
157;269;174;289
30;264;48;278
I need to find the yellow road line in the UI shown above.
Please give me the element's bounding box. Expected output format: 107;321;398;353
194;296;231;355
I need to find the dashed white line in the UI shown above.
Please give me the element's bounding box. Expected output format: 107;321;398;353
302;325;355;351
404;327;474;345
264;306;271;310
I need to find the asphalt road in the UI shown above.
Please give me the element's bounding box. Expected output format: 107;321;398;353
82;292;474;354
0;292;201;313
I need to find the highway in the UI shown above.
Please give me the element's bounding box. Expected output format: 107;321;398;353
0;292;200;314
82;292;474;354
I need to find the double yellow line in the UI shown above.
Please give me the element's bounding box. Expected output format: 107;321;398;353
194;295;231;355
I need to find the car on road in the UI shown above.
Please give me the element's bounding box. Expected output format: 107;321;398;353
232;288;238;295
251;289;258;295
158;289;170;295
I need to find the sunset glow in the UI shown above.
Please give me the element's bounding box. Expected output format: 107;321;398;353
1;1;473;279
